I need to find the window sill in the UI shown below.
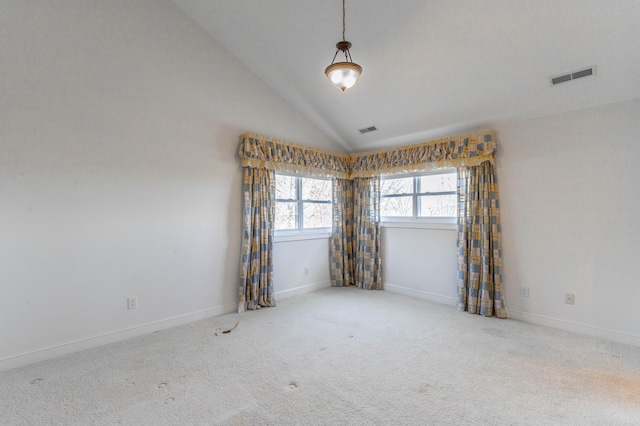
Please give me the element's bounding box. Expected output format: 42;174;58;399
381;220;457;231
274;231;332;243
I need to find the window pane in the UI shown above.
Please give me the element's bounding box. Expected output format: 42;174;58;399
276;175;296;200
419;172;456;193
381;177;413;196
381;196;412;217
302;178;331;201
303;202;331;228
275;202;297;229
418;194;457;217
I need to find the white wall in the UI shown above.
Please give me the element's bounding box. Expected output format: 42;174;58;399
273;236;332;300
380;99;640;347
0;0;342;371
382;225;457;305
497;98;640;346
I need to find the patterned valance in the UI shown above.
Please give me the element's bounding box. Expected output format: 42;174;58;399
350;129;496;178
238;133;352;179
238;129;496;179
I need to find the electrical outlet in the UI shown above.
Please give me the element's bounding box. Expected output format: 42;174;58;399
127;297;138;310
304;267;309;275
564;293;575;305
520;287;530;297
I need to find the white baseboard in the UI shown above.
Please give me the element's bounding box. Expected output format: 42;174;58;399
275;281;330;300
0;303;237;373
509;309;640;347
384;284;640;347
384;283;457;306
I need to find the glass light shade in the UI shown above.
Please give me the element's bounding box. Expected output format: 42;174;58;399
325;62;362;91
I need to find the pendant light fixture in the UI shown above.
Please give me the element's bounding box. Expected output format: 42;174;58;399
325;0;362;91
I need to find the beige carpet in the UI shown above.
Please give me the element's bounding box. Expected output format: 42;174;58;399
1;287;640;425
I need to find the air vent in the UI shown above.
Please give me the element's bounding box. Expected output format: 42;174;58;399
359;126;377;134
550;66;596;86
571;68;593;79
551;74;572;85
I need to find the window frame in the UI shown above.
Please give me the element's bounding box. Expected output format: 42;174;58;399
380;169;458;225
274;172;332;236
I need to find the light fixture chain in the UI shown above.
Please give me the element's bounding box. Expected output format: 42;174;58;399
331;49;339;65
342;0;346;41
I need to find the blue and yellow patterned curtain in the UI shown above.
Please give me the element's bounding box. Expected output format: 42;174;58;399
239;129;496;179
456;161;507;318
330;178;355;287
238;129;505;312
239;167;277;312
350;130;496;178
353;177;383;290
238;133;351;179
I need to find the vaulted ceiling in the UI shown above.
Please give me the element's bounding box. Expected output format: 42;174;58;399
171;0;640;152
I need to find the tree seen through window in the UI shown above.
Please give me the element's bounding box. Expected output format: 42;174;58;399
381;171;457;218
275;174;331;230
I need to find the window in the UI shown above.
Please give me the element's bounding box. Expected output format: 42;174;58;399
381;170;457;220
275;174;332;231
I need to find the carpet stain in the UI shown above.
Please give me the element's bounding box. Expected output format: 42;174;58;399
223;321;240;334
214;321;240;337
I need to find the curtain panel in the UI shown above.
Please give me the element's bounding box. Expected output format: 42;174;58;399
456;161;508;318
352;177;383;290
239;167;277;312
330;178;355;287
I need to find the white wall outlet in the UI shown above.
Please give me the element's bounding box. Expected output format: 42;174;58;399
127;297;138;310
520;287;530;297
304;267;309;275
564;293;575;305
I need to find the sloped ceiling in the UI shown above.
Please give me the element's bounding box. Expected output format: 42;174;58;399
171;0;640;152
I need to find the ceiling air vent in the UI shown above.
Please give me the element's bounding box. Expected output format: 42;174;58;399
550;66;596;86
359;126;377;134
